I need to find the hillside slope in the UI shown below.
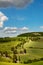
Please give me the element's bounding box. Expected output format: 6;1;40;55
18;32;43;37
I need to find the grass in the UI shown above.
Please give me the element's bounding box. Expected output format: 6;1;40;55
0;61;43;65
0;56;12;62
24;40;43;48
0;62;28;65
23;40;43;60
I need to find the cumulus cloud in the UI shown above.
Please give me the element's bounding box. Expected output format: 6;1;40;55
4;27;17;34
4;26;29;32
0;12;8;27
0;22;3;27
18;27;29;34
21;27;29;31
3;26;29;36
0;26;29;37
5;30;17;34
0;0;33;8
4;27;17;31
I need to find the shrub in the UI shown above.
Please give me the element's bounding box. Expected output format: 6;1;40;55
40;58;43;60
0;51;3;56
24;60;32;64
13;49;18;54
11;47;14;51
32;59;38;62
20;50;24;54
28;60;32;63
3;51;9;57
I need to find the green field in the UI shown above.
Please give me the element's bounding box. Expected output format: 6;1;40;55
0;61;43;65
0;33;43;65
24;40;43;58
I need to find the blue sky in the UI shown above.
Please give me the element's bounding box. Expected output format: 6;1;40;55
0;0;43;37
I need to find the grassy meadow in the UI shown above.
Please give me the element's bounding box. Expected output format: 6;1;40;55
0;32;43;65
0;61;43;65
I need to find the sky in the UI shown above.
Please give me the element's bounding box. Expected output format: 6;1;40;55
0;0;43;37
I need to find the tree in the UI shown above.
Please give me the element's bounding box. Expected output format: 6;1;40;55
4;51;8;57
20;50;23;54
13;48;18;54
13;54;17;63
24;49;26;53
11;47;14;51
11;47;18;54
11;47;18;63
19;56;20;62
40;58;43;60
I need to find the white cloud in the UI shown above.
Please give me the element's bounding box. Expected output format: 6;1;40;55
3;26;29;35
4;27;17;31
0;0;33;8
5;30;17;34
18;27;29;31
0;22;3;27
4;26;29;32
18;27;29;34
0;26;29;37
40;26;43;29
4;27;17;34
0;12;8;27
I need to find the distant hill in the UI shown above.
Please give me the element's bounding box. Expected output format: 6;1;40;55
18;32;43;37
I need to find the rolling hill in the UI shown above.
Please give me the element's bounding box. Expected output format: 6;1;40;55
18;32;43;37
0;32;43;65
